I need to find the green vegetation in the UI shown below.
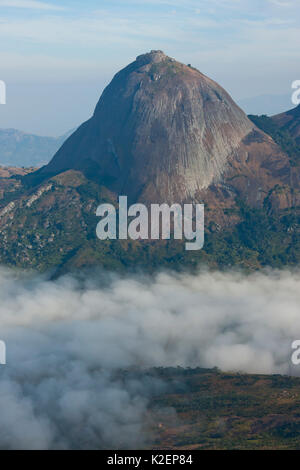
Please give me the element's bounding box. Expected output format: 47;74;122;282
136;367;300;450
149;59;185;80
248;114;300;166
204;203;300;269
0;172;300;274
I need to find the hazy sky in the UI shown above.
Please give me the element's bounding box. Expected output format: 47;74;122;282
0;0;299;135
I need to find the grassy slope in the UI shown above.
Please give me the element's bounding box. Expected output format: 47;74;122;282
248;114;300;166
139;367;300;450
0;170;300;273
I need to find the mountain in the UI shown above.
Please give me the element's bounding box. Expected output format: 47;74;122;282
39;50;255;203
0;51;299;273
37;50;296;215
0;128;74;168
272;104;300;144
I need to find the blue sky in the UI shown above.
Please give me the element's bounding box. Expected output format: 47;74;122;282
0;0;299;135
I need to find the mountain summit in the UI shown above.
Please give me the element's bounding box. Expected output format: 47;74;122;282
0;51;299;272
40;50;255;203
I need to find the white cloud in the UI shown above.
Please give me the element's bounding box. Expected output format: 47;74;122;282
0;268;299;448
0;0;299;130
268;0;295;6
0;0;65;10
0;12;177;49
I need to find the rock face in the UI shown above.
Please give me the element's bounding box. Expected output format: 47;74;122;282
40;50;255;203
0;52;299;272
272;104;300;144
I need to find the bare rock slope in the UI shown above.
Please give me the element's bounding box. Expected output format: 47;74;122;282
0;52;299;271
40;50;258;203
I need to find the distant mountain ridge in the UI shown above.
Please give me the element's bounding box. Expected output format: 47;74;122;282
0;128;74;168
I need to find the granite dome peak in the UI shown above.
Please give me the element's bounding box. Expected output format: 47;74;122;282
39;50;256;203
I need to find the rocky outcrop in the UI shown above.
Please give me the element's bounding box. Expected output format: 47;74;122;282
39;50;255;203
0;53;299;272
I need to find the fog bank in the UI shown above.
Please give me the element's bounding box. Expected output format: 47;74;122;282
0;268;299;449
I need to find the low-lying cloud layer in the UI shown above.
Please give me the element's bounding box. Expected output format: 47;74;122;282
0;267;299;449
